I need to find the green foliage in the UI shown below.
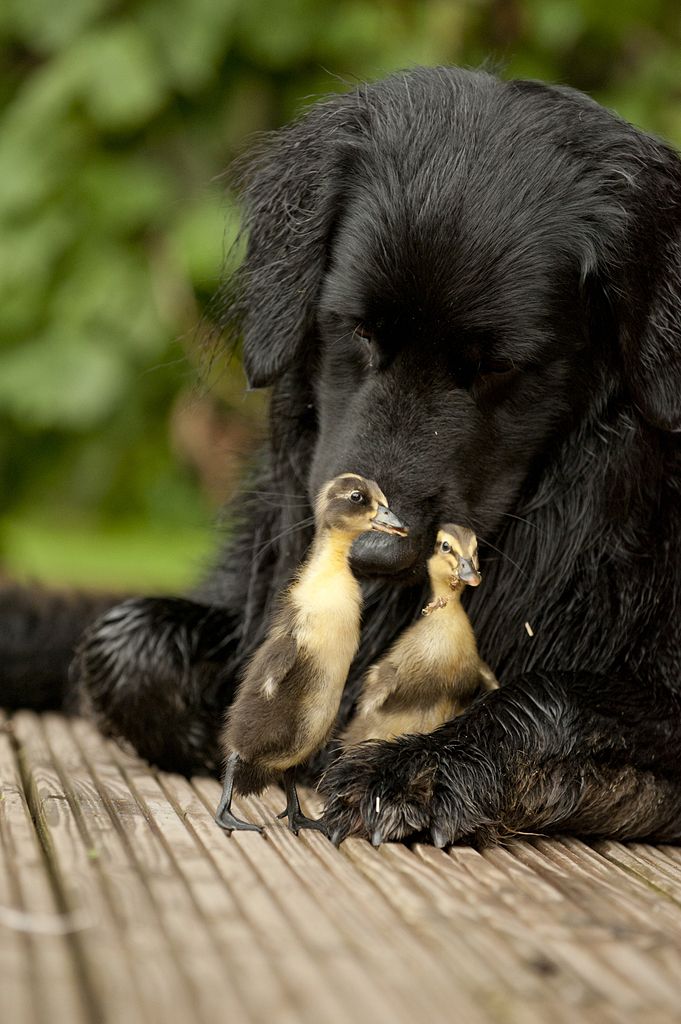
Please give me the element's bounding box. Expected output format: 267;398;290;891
0;0;679;584
2;516;214;590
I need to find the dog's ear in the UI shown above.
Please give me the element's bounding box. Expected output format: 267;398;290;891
603;134;681;433
529;83;681;432
227;96;361;389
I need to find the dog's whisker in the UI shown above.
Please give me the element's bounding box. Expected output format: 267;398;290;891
252;516;316;563
469;529;530;581
475;506;542;531
239;490;310;500
240;495;312;510
244;499;312;512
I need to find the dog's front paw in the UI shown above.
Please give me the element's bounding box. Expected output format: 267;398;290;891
320;735;503;847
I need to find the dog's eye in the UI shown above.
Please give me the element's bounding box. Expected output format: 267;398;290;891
473;357;519;395
478;357;516;377
353;324;379;371
354;324;374;343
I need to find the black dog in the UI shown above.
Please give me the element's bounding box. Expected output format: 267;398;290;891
4;66;681;846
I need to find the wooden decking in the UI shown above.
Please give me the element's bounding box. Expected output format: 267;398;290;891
1;710;681;1024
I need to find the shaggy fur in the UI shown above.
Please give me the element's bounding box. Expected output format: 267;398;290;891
3;66;681;845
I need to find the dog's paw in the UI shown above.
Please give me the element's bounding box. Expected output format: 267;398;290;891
320;735;503;846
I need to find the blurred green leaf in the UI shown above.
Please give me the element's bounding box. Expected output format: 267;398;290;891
76;156;175;233
3;0;113;52
235;0;319;68
0;331;130;428
72;22;168;131
169;193;238;291
529;0;585;50
0;68;84;216
139;0;238;92
0;213;74;335
2;517;214;589
47;240;167;358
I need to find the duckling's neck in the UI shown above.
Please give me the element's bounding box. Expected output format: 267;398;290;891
427;575;464;608
291;527;362;638
301;526;357;582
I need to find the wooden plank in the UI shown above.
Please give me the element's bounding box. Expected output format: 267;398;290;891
0;714;36;1024
41;712;206;1024
103;739;283;1024
248;785;454;1022
398;842;601;1021
154;771;306;1024
69;716;251;1024
537;838;681;938
452;843;637;1009
0;713;90;1024
5;707;681;1024
345;837;588;1024
595;840;681;908
13;712;155;1024
455;843;631;1013
192;774;394;1024
484;838;681;1009
179;769;456;1024
228;782;561;1024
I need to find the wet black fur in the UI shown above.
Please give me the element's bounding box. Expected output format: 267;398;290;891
3;66;680;845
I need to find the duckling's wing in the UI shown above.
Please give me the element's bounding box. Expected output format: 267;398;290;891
247;632;299;698
478;660;500;691
357;660;400;715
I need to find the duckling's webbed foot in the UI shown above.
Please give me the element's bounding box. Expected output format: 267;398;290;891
279;769;327;837
216;807;263;833
215;753;263;834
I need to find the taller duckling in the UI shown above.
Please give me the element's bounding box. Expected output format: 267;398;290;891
341;524;498;749
216;474;407;834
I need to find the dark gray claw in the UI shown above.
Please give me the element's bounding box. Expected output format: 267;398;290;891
430;825;447;848
330;828;344;847
371;828;383;848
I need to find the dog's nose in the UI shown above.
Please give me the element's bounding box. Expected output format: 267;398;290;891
350;531;420;577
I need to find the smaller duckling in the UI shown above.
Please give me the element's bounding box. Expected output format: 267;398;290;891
216;473;407;835
340;524;498;749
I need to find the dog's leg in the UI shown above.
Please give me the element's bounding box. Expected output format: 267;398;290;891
320;671;681;845
73;597;242;775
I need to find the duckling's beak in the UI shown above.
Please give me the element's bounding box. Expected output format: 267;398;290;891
458;557;481;586
371;505;408;537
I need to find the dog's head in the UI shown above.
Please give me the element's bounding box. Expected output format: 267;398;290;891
228;67;681;581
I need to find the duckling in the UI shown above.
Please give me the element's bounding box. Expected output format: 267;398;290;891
216;473;408;834
340;524;498;748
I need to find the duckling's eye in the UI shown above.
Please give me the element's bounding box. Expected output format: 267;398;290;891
350;490;364;504
441;540;451;553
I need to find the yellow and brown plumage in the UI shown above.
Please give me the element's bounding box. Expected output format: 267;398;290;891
216;473;407;834
341;525;498;748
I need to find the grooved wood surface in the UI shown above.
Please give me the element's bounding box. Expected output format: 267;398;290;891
1;709;680;1023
